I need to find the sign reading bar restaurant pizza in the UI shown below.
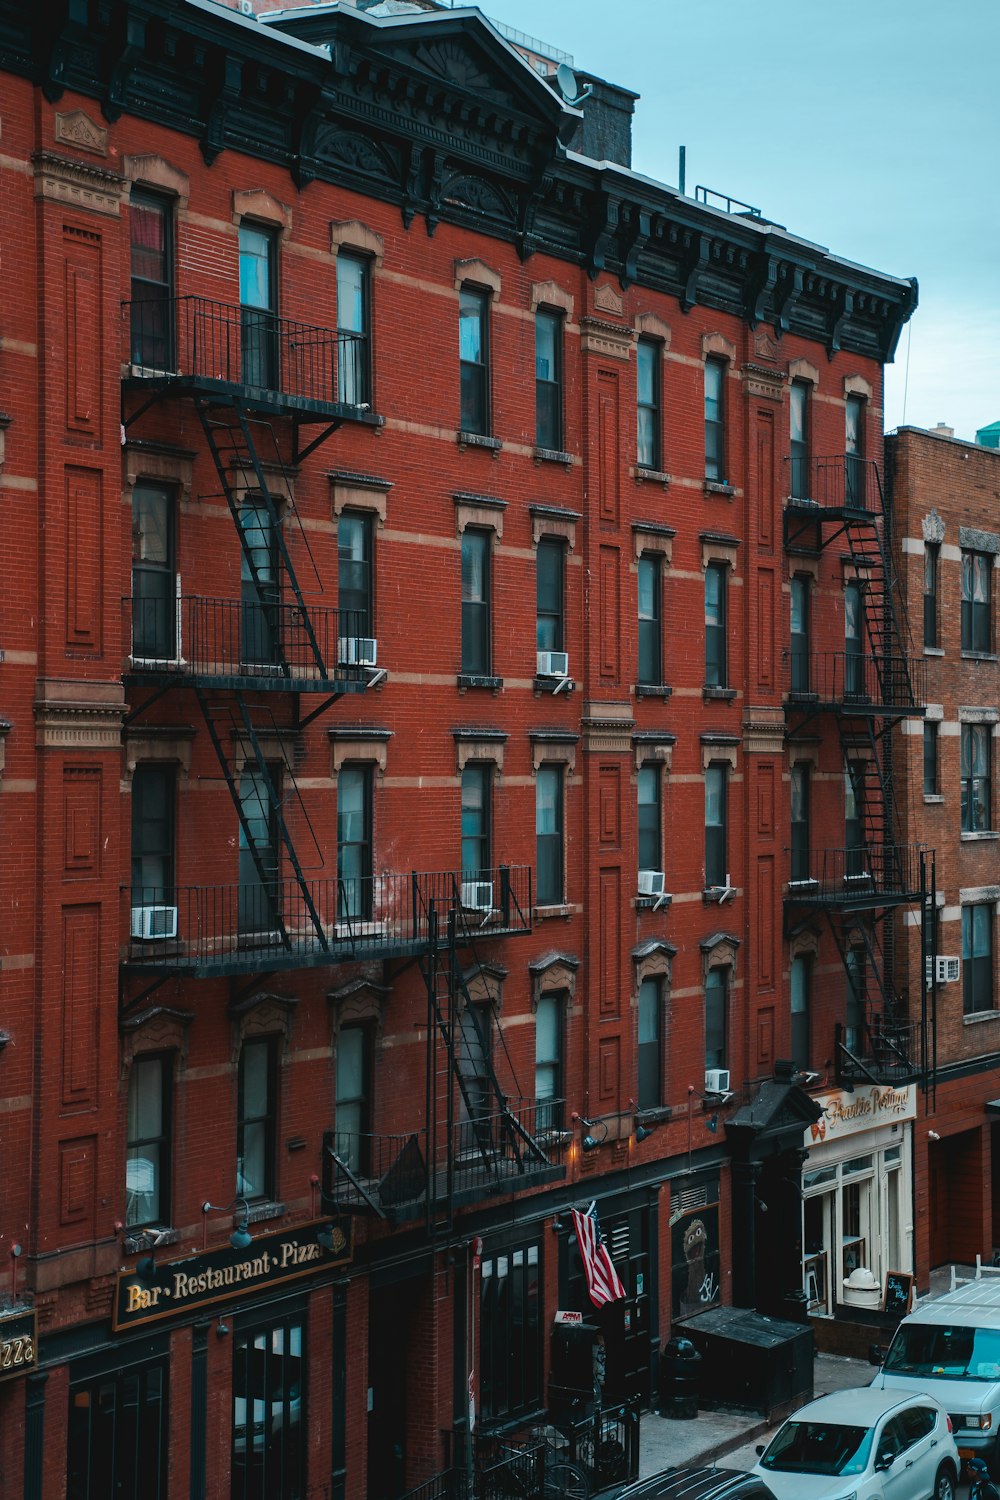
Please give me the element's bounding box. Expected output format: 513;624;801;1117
113;1218;352;1332
0;1308;38;1382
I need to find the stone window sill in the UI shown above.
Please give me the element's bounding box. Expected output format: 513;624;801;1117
246;1200;285;1226
704;480;735;498
703;886;736;905
122;1226;181;1255
703;686;737;701
924;646;945;657
636;1106;672;1127
923;794;945;804
961;650;998;662
963;1009;1000;1026
635;893;672;911
533;676;575;695
533;446;573;466
533;903;573;920
961;830;999;841
635;684;673;700
632;466;671;487
457;674;503;692
457;431;502;453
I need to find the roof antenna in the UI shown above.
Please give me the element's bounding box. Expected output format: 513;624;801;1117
679;145;686;196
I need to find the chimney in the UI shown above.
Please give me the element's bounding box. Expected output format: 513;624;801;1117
929;422;954;439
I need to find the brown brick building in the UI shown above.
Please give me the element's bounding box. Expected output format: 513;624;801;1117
889;424;1000;1281
0;1;924;1495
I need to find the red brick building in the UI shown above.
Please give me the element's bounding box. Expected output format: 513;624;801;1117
0;1;924;1495
889;424;1000;1283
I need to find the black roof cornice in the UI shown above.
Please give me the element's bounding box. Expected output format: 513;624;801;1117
0;0;916;358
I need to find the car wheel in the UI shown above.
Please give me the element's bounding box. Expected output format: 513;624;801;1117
543;1459;590;1499
932;1461;956;1500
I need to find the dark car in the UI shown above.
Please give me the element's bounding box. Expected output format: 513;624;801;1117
615;1465;777;1499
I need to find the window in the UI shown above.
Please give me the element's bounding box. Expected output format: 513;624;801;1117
845;947;865;1053
923;721;939;797
790;957;809;1072
338;765;373;921
69;1359;169;1500
844;581;863;698
131;765;175;910
132;483;176;660
536;765;564;906
705;968;727;1071
126;1056;171;1228
536;538;564;654
636;338;661;470
924;542;940;649
335;1027;369;1176
963;905;993;1016
637;977;662;1110
704;358;726;481
461;763;491;880
338;512;374;642
845;762;866;877
705;764;727;889
232;1315;305;1500
844;393;865;506
239;222;278;389
461;529;491;676
458;1003;493;1153
239;766;280;935
336;252;370;407
534;995;562;1132
637;554;662;686
705;563;727;687
638;764;662;875
961;723;991;832
790;765;810;883
479;1240;541;1423
535;310;562;450
130;190;173;370
962;550;991;653
240;497;279;667
459;287;490;435
790;576;810;694
237;1038;276;1202
789;380;809;499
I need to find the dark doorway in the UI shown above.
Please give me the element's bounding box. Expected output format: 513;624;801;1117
368;1281;412;1500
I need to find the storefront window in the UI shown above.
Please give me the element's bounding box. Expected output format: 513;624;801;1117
232;1315;305;1500
480;1241;541;1422
68;1357;168;1500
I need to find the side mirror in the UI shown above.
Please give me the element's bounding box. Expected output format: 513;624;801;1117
868;1342;885;1366
874;1453;894;1472
755;1445;765;1457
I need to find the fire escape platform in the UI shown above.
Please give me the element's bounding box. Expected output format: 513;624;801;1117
122;371;382;429
124;665;370;695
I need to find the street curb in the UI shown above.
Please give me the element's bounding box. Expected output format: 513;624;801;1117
681;1418;773;1469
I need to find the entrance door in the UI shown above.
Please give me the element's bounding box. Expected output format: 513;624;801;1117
368;1283;410;1500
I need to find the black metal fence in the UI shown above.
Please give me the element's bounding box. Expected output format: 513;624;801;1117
785;454;883;512
125;295;367;408
836;1017;922;1086
783;845;925;905
785;649;926;712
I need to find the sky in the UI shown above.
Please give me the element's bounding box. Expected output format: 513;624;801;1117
483;0;1000;443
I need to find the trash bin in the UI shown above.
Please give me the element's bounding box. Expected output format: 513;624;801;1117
659;1336;701;1419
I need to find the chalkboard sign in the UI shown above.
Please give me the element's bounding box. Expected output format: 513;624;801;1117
883;1271;914;1315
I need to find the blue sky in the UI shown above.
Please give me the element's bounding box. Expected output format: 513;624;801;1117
485;0;1000;441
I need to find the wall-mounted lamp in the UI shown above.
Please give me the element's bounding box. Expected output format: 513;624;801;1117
927;1130;941;1141
551;1215;565;1234
634;1124;655;1144
317;1225;336;1253
705;1114;719;1134
216;1318;230;1338
136;1254;159;1283
202;1197;253;1252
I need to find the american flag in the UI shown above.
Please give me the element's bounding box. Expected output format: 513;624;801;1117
571;1204;626;1307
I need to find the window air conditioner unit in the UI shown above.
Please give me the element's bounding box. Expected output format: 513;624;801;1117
638;869;666;897
926;955;960;986
537;650;569;679
460;881;493;912
131;905;178;941
704;1069;730;1095
338;637;377;668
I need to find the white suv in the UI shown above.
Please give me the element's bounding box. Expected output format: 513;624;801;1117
751;1386;959;1500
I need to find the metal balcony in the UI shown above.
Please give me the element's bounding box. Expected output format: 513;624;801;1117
323;1101;566;1221
123;866;533;976
122;295;375;422
785;650;926;716
835;1018;924;1088
783;846;925;911
125;597;373;693
784;454;883;514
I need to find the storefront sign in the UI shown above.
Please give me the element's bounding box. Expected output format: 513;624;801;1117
113;1218;352;1332
806;1084;915;1146
0;1308;37;1382
554;1309;584;1325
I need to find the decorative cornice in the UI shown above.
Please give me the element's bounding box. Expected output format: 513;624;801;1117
579;316;633;361
741;362;785;403
34;681;125;750
54;109;107;157
32;151;124;218
742;706;786;755
580;700;634;755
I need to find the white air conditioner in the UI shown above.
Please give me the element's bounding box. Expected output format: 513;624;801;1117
926;955;960;987
131;905;178;941
460;881;493;912
638;869;666;897
537;650;569;679
704;1069;730;1095
238;0;253;14
338;637;378;668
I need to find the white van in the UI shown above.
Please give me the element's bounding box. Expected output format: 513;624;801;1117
871;1274;1000;1472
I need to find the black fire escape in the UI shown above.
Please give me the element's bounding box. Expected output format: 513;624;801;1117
783;454;936;1093
120;294;561;1228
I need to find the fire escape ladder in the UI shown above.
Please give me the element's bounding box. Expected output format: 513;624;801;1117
839;717;900;891
193;686;329;954
195;397;328;678
843;467;918;708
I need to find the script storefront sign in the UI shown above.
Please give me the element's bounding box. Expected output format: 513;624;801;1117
113;1218;352;1331
806;1084;916;1146
0;1308;38;1383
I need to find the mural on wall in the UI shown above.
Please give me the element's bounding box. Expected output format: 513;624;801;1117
671;1182;721;1319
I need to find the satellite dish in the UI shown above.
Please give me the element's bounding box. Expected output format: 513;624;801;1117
555;62;592;108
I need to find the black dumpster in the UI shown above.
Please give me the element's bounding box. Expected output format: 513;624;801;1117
658;1336;701;1419
681;1305;813;1420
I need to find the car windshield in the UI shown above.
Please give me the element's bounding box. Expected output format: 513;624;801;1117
760;1419;874;1476
884;1323;1000;1381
